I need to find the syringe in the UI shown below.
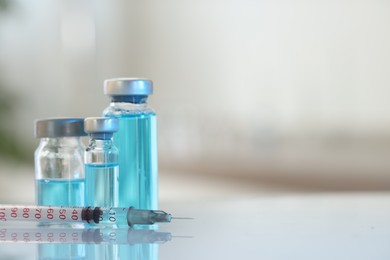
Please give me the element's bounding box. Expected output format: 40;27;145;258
0;205;172;227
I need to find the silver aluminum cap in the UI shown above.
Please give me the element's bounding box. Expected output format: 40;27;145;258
104;78;153;96
35;118;87;138
84;117;119;133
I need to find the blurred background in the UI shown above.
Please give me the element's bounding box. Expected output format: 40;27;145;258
1;0;390;203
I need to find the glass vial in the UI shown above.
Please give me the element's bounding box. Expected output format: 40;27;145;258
35;119;87;260
34;118;86;206
103;78;158;210
84;117;119;208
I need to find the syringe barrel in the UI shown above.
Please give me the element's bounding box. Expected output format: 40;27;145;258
0;205;84;224
0;205;172;227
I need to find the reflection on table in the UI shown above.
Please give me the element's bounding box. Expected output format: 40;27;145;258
0;226;172;259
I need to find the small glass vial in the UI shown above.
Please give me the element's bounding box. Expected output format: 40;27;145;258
103;78;158;210
34;118;86;206
84;117;119;207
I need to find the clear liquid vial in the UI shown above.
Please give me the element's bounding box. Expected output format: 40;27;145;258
84;117;119;208
35;119;87;259
34;118;86;206
103;78;158;210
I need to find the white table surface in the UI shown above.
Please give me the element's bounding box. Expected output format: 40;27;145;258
0;167;389;260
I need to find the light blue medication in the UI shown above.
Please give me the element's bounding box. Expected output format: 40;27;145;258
84;117;119;208
36;179;85;206
85;163;119;207
34;118;86;206
103;78;158;210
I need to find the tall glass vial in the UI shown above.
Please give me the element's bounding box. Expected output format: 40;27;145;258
103;78;158;210
84;117;119;208
34;118;86;206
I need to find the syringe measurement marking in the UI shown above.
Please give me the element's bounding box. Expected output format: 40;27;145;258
35;208;42;220
0;207;82;222
0;208;5;221
23;208;30;219
108;209;116;222
11;208;17;218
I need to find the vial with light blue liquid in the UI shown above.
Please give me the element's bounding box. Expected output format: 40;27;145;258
84;117;119;208
34;118;87;259
84;117;120;260
103;78;158;260
34;118;86;206
103;78;158;210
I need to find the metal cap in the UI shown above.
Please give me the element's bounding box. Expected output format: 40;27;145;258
104;78;153;96
35;118;87;138
84;117;119;133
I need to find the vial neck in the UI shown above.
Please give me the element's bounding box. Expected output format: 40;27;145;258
88;138;114;148
41;137;82;147
89;133;113;141
110;95;148;104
